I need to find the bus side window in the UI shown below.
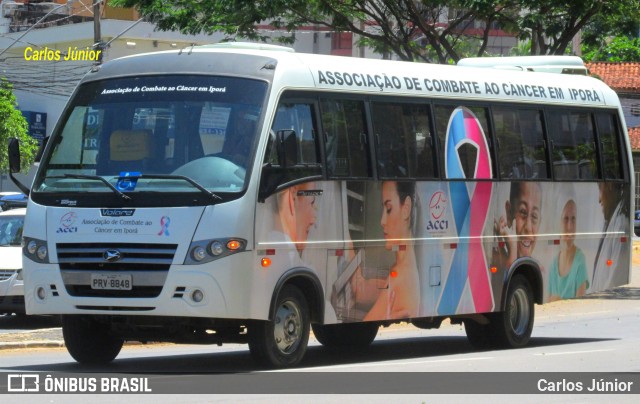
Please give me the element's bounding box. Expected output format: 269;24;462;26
266;101;320;182
493;107;548;179
548;110;599;180
595;113;623;179
371;101;435;179
434;104;493;179
320;98;371;178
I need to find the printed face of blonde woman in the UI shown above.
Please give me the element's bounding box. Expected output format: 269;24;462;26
293;183;317;250
380;182;411;250
560;200;577;246
512;182;541;258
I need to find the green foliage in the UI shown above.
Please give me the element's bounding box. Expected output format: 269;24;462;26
581;0;640;48
582;36;640;62
111;0;640;63
0;78;38;173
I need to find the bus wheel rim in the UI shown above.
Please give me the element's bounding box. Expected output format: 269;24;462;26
274;299;303;354
508;288;530;336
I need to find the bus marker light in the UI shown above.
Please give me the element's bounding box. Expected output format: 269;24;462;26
607;259;613;267
621;236;627;243
261;257;271;268
553;239;560;245
265;249;275;256
36;287;46;300
227;240;241;250
390;270;398;278
335;249;344;257
490;266;498;274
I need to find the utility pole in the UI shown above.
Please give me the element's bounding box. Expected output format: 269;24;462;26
93;0;101;44
92;0;104;64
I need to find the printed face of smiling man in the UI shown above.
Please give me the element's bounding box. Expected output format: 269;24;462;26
511;182;541;258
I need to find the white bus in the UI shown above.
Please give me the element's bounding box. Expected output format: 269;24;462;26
8;44;633;368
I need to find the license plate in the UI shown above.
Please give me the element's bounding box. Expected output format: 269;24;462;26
91;274;132;290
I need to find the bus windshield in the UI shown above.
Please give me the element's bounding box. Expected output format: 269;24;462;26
34;75;267;198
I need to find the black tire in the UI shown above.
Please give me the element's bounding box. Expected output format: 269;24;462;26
249;285;310;368
312;322;378;348
62;315;124;365
493;274;535;348
463;318;494;349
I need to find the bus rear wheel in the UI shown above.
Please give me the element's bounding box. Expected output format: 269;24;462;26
62;315;124;364
464;274;534;349
493;274;534;348
312;322;378;348
463;318;494;349
249;284;310;368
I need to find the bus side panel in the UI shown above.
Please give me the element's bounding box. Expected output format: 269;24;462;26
255;178;631;324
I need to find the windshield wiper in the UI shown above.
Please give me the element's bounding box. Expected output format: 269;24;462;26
60;174;131;200
138;174;222;201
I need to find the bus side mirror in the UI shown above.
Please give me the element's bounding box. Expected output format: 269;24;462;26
276;129;298;168
7;138;30;196
8;138;21;174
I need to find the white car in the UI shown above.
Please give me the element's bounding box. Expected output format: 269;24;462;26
0;208;25;315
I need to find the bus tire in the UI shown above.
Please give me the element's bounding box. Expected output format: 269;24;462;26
249;284;310;368
463;319;494;349
311;322;378;348
493;274;534;348
62;315;123;364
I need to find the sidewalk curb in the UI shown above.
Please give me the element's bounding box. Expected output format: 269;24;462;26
0;340;65;350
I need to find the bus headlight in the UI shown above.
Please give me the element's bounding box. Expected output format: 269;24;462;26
23;237;50;264
37;246;48;261
192;246;207;261
27;240;38;255
209;241;224;256
184;237;247;265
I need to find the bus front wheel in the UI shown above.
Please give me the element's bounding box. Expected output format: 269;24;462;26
249;284;310;368
62;315;124;364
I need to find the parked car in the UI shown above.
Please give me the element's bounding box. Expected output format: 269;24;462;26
0;208;25;315
635;210;640;237
0;193;27;211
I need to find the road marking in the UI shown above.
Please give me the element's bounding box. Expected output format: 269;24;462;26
272;356;493;372
538;310;613;320
534;349;613;356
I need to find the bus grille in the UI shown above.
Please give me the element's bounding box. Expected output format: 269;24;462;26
56;242;178;298
56;242;177;271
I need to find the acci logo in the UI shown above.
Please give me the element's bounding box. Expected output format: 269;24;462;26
426;191;448;232
57;211;78;233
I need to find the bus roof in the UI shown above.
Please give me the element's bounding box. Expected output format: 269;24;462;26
84;46;619;108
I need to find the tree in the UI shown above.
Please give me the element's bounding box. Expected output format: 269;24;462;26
580;1;640;61
0;78;38;173
580;0;640;49
112;0;639;63
582;36;640;62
